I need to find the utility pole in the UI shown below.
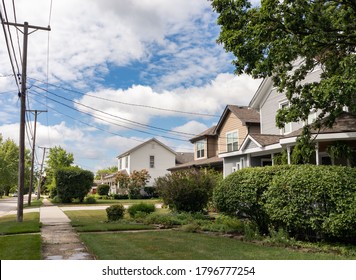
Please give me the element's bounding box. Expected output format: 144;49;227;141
37;146;48;200
27;110;47;206
3;21;50;222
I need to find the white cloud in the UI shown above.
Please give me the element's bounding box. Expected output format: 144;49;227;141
172;121;208;136
76;73;261;130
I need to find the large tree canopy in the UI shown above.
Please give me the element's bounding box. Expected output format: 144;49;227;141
211;0;356;129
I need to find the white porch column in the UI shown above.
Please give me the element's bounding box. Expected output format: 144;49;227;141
287;146;291;165
247;154;251;167
315;142;320;165
271;153;274;166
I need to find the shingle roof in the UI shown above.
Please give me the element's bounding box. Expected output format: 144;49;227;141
287;112;356;137
227;105;260;124
168;156;223;171
189;126;217;142
175;152;194;165
249;134;283;146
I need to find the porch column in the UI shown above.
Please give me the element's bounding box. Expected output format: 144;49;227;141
247;154;251;167
315;142;320;165
271;153;274;166
287;146;291;165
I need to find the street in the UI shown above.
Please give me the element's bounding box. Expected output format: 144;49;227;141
0;194;30;217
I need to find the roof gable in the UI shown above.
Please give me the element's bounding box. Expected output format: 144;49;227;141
215;105;260;134
117;138;176;158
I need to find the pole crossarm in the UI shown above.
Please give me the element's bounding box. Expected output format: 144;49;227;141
3;21;51;31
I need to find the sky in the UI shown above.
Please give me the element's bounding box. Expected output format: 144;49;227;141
0;0;262;174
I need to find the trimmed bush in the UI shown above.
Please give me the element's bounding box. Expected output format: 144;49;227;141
213;165;291;234
106;204;125;221
265;165;356;242
84;195;96;204
155;169;221;213
55;167;94;203
128;203;155;218
97;184;110;196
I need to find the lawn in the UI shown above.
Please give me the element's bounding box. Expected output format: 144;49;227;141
56;198;162;206
79;230;354;260
0;212;41;260
65;209;155;232
0;212;41;235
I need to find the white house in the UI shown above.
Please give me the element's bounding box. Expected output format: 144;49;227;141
117;138;177;186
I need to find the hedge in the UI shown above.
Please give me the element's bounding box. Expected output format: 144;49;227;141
97;184;110;196
213;165;292;234
55;167;94;203
265;165;356;242
215;164;356;242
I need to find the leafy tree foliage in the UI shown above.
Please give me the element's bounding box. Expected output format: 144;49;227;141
45;146;74;195
55;166;94;203
0;135;31;195
97;184;110;196
95;166;117;180
211;0;356;130
115;169;151;199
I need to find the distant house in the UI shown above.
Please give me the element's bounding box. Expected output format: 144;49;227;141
117;138;176;188
220;68;356;177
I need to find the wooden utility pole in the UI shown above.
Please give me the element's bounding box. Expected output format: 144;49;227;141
3;21;50;222
37;146;48;200
27;110;47;206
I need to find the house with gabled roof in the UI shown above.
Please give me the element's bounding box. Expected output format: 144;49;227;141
220;70;356;177
168;105;260;174
117;138;177;187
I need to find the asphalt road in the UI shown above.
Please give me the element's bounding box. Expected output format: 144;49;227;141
0;194;29;217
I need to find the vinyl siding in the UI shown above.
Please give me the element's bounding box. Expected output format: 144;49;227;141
218;112;248;154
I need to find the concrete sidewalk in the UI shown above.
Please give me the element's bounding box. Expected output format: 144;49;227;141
40;199;95;260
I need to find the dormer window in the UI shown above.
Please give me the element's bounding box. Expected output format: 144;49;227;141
227;131;238;152
196;140;205;158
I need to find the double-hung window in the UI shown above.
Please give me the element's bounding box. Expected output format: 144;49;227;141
149;155;155;168
227;131;238;152
196;140;205;159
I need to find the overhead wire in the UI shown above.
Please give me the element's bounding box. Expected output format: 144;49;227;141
28;77;221;118
31;84;195;138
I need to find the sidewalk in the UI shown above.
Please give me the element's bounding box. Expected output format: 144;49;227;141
40;198;95;260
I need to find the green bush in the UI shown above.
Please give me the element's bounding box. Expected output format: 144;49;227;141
127;203;155;217
265;165;356;242
106;204;125;221
84;195;97;204
97;184;110;196
113;194;129;200
55;167;94;203
155;169;221;213
213;165;291;234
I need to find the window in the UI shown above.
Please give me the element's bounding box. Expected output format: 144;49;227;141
307;110;317;125
118;158;122;170
280;102;292;134
196;140;205;158
226;131;238;152
125;157;128;168
149;155;155;168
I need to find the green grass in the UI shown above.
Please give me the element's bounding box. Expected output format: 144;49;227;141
55;198;162;206
65;210;155;232
0;212;41;260
0;212;41;235
0;234;41;259
24;198;43;208
79;230;355;260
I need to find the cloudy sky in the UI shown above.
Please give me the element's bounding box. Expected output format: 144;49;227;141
0;0;261;173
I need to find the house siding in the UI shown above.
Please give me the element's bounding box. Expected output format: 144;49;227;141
223;155;247;177
130;142;175;186
218;112;248;153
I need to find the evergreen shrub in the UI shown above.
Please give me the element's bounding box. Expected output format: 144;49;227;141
106;204;125;221
97;184;110;196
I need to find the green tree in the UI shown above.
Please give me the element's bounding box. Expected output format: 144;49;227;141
95;166;117;180
45;146;74;196
0;135;31;196
211;0;356;130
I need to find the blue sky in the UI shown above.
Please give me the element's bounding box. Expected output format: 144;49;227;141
0;0;261;173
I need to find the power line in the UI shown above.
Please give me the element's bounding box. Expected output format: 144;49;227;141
31;85;195;138
28;77;221;118
29;89;190;142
